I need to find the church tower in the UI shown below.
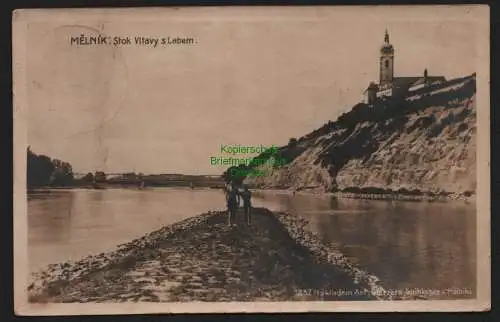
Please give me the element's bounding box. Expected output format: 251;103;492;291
379;30;394;85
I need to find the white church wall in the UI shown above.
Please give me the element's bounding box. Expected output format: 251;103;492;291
377;88;392;98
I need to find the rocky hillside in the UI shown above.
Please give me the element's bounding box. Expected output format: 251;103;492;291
243;74;476;196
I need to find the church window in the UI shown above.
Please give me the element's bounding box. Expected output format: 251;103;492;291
385;60;389;68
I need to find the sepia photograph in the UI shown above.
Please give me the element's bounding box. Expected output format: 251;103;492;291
13;5;490;314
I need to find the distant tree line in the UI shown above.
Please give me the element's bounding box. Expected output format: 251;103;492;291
27;147;74;188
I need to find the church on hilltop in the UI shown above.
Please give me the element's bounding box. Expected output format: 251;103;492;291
364;30;446;105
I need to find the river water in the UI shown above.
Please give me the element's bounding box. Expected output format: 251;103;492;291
27;188;476;299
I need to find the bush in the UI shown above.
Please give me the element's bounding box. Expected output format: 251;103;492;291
463;190;474;197
94;171;107;183
83;172;94;182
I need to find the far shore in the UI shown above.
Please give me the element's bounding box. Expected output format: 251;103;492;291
250;187;475;203
28;183;475;203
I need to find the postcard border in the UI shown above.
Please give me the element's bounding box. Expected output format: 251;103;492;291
13;5;491;315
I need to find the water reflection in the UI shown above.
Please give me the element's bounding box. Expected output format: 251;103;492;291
251;191;476;298
28;190;75;244
28;188;226;273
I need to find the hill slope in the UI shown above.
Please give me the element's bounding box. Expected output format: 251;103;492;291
243;74;476;196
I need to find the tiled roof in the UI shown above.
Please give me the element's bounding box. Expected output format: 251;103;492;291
392;77;421;88
410;76;446;87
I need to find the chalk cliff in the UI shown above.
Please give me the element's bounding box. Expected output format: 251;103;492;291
243;74;476;196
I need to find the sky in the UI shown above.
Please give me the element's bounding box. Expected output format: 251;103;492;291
23;6;481;174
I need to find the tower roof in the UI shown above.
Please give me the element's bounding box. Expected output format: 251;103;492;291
380;29;394;54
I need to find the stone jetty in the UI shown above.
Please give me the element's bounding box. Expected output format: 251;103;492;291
28;208;404;303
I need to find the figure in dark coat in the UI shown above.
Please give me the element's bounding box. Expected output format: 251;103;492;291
241;186;252;225
226;184;238;226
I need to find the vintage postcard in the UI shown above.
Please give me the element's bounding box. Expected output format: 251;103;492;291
13;5;490;315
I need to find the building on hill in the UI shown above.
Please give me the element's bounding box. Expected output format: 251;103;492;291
364;30;446;105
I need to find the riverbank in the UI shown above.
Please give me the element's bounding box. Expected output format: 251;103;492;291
29;185;474;203
250;188;474;203
28;207;408;303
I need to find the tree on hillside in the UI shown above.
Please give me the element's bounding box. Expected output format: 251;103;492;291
222;164;247;185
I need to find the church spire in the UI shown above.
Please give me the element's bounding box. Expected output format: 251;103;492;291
379;29;394;85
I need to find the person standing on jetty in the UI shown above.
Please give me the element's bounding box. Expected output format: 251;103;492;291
225;183;238;226
234;184;241;207
241;186;252;225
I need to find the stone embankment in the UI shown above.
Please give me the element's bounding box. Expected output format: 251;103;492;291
332;191;473;202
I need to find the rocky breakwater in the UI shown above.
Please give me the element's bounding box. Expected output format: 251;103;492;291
29;208;396;303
